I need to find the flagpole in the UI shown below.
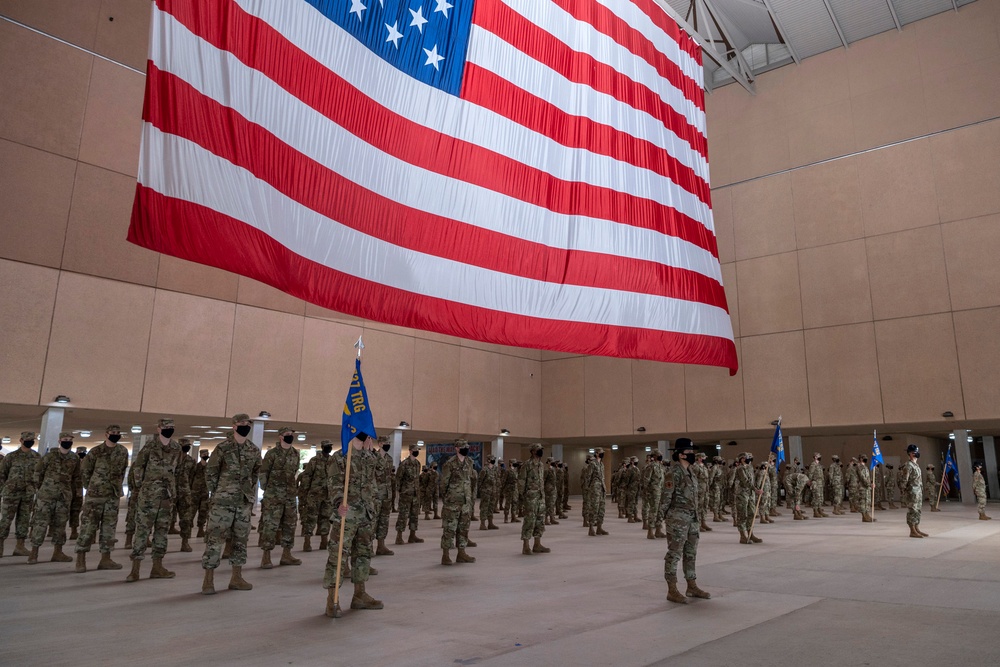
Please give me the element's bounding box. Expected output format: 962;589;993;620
871;430;877;519
749;470;765;537
935;443;951;510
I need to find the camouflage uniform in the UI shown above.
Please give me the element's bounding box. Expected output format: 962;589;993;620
503;461;520;523
808;458;826;516
584;451;607;533
0;434;40;553
324;445;377;587
419;467;434;519
924;466;938;507
624;460;640;521
519;444;549;552
440;445;476;559
692;455;710;530
124;464;139;544
643;456;665;537
756;465;772;523
829;460;844;514
847;461;860;512
478;458;499;530
130;427;189;563
29;435;81;558
75;436;128;559
709;458;725;520
901;458;922;528
663;462;699;582
299;443;335;544
176;443;198;545
394;451;422;542
191;453;210;535
973;468;990;518
733;456;759;542
372;440;394;552
259;437;300;557
543;460;558;524
857;463;874;520
202;425;261;570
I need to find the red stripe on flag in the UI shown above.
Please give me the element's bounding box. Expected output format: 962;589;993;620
471;0;707;158
144;64;728;308
129;185;739;371
629;0;704;64
159;0;719;257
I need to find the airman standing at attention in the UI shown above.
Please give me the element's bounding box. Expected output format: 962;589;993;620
419;465;434;520
299;440;335;551
756;463;773;524
519;443;549;554
847;458;861;513
394;445;423;545
0;432;41;558
884;464;898;509
662;438;710;604
504;460;521;524
828;455;844;515
69;446;86;540
440;439;477;565
200;414;261;594
74;425;129;572
561;462;571;514
783;458;800;509
543;458;558;526
710;456;725;523
176;439;198;552
925;465;941;511
478;456;499;531
643;452;665;539
373;436;395;556
858;457;876;523
790;468;811;520
808;454;827;518
258;427;302;569
27;432;81;564
973;462;991;520
691;453;711;532
902;444;926;537
585;449;608;536
733;452;762;544
192;448;211;538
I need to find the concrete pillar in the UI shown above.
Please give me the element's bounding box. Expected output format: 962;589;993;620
251;419;265;451
551;444;563;461
657;440;669;457
953;429;975;505
788;435;803;466
983;435;999;499
38;407;65;455
391;429;404;467
493;437;504;462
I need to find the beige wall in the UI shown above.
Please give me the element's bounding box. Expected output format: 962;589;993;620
2;1;999;446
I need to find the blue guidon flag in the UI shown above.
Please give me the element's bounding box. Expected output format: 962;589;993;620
128;0;737;372
341;358;377;455
769;418;784;471
871;434;884;469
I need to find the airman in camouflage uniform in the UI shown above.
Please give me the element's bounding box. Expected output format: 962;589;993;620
258;427;302;569
394;446;424;545
734;453;762;544
626;457;641;522
299;440;335;551
419;466;433;519
783;458;800;509
858;457;875;523
756;463;773;524
68;446;85;540
478;456;500;531
973;462;990;520
503;460;521;523
74;425;128;572
192;448;211;537
519;443;549;554
808;454;827;518
709;456;725;522
925;465;940;511
201;414;261;594
663;439;711;604
0;431;41;558
124;463;139;549
884;464;898;509
373;436;395;556
584;449;608;536
691;453;711;532
323;436;383;617
646;451;666;539
28;432;81;564
846;458;861;513
176;439;198;551
543;458;559;525
440;439;477;565
902;445;925;537
873;463;887;511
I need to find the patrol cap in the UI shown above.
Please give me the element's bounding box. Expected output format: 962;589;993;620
695;452;706;459
529;443;543;453
21;431;36;441
178;438;192;445
488;455;497;464
320;439;333;447
157;418;174;428
277;426;295;436
454;438;469;447
59;431;74;440
76;446;87;454
106;424;122;433
594;447;604;455
232;413;251;424
378;435;391;445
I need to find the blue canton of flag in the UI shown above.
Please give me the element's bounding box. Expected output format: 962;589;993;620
305;0;474;95
770;420;785;471
944;448;960;490
871;435;884;469
341;358;378;454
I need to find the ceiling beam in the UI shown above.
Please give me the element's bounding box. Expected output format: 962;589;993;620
885;0;902;31
821;0;850;49
760;0;801;63
951;0;960;11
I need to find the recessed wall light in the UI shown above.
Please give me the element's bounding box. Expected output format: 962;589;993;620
131;425;142;434
80;431;91;438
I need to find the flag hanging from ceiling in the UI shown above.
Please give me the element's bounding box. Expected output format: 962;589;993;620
128;0;737;372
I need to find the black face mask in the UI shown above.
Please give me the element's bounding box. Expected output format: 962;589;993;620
60;441;73;450
683;452;696;464
382;444;391;452
108;434;121;443
459;447;470;456
201;455;209;461
160;428;175;439
283;435;294;444
181;444;191;453
598;453;604;460
411;451;419;458
914;452;920;459
746;458;753;465
321;446;333;455
535;449;544;458
23;440;34;448
235;425;252;437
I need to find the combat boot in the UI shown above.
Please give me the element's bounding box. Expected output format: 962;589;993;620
169;524;179;535
69;527;79;540
909;524;923;538
712;512;724;523
980;511;993;520
13;539;30;557
488;518;499;530
544;516;551;525
303;535;313;552
655;525;667;539
588;525;596;536
150;558;176;578
480;518;487;531
280;547;302;566
197;526;205;538
98;552;122;570
75;551;87;573
351;582;384;610
862;512;875;523
793;509;802;520
27;545;39;564
434;509;440;520
51;545;72;562
531;537;550;553
748;532;763;544
261;550;274;569
407;530;424;544
877;502;887;511
739;529;748;544
931;505;941;512
647;528;655;540
222;539;232;559
550;516;559;525
441;548;453;565
666;576;687;604
369;565;378;576
889;501;898;509
456;548;476;563
511;515;520;523
819;508;829;517
685;579;711;599
595;523;609;536
522;539;532;555
125;558;141;582
700;519;712;532
319;535;329;550
642;519;649;530
181;537;192;552
201;568;215;595
124;532;133;549
228;566;253;590
325;596;343;618
0;539;4;557
376;539;395;556
559;512;568;520
464;533;477;547
916;524;929;537
424;511;431;520
627;516;635;523
618;508;624;519
813;508;821;518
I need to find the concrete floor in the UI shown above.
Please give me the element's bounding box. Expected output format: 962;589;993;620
2;500;999;667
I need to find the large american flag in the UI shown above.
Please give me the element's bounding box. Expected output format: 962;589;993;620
128;0;737;372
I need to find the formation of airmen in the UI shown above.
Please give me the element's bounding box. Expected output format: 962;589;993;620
0;422;994;614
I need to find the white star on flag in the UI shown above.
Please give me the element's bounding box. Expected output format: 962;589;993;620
349;0;366;21
423;44;444;70
434;0;453;18
385;21;403;48
409;6;428;33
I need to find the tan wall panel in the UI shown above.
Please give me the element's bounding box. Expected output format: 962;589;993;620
923;55;1000;132
0;260;59;404
630;361;685;434
798;240;872;329
875;314;964;423
540;350;582;361
846;24;921;97
730;173;796;261
0;0;102;50
296;318;364;425
583;356;632;437
711;187;734;264
236;276;306;316
41;272;154;411
866;226;951;320
358;328;414;429
930;119;1000;223
736;252;802;336
364;321;455;345
458;346;500;435
741;332;809;430
786;99;855;166
684;340;744;433
77;57;143;176
953;307;1000;420
93;0;152;72
304;302;366;325
913;1;1000;78
779;48;851;117
941;213;1000;311
707;129;731;187
141;290;235;416
459;339;542;361
541;357;585;438
226;305;304;422
411;339;460;434
62;163;158;285
499;354;541;439
857;139;939;237
792;158;864;249
725;118;790;184
0;139;76;268
851;78;929;151
0;21;92;158
156;254;240;303
805;323;883;426
721;262;739;339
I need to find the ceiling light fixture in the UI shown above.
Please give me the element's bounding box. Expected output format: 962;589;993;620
644;446;652;452
416;440;424;446
80;431;91;438
636;426;646;432
54;395;70;404
258;411;271;418
611;444;619;450
942;411;954;418
399;421;410;429
193;440;201;446
297;434;306;441
131;425;142;434
500;428;510;436
1;437;10;445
